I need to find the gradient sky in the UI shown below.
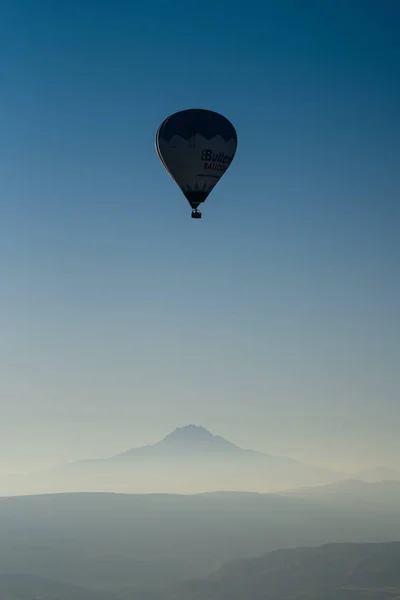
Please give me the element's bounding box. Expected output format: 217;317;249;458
1;0;399;476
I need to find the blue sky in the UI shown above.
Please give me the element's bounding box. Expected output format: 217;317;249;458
0;0;399;474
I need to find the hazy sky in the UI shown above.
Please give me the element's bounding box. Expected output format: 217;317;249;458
1;0;399;475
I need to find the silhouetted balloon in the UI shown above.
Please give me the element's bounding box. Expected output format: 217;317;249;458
156;108;238;218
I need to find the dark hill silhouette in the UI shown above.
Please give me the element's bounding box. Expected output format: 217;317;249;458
1;488;400;596
168;542;400;600
3;542;400;600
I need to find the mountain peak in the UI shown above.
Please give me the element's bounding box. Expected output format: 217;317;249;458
163;424;215;442
155;424;241;452
114;424;245;460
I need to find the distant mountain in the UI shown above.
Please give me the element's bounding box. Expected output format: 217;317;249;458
279;479;400;508
0;425;346;496
116;424;249;457
168;541;400;600
74;424;282;462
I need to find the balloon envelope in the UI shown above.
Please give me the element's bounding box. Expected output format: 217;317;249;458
156;108;238;210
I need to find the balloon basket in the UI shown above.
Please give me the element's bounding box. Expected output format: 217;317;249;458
191;210;202;219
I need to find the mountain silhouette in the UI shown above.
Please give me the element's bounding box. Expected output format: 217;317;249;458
1;425;348;496
57;424;294;466
116;424;249;458
2;493;400;597
167;541;400;600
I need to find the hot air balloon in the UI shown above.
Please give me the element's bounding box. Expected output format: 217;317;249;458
155;108;238;219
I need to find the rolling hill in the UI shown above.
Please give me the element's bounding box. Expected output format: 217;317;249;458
1;486;400;595
168;541;400;600
3;541;400;599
